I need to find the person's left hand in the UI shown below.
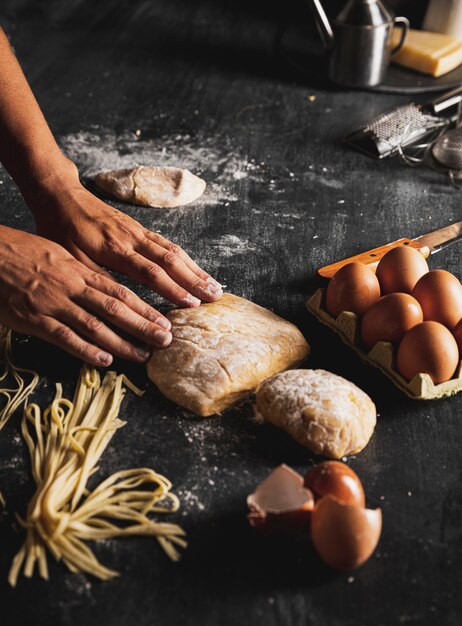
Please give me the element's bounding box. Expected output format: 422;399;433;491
29;171;223;308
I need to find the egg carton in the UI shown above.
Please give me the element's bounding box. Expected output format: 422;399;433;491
306;288;462;400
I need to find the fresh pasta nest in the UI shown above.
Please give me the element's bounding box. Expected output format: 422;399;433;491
9;367;186;585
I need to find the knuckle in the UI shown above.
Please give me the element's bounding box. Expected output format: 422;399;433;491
191;277;204;290
144;264;165;282
103;234;128;257
103;297;122;316
136;318;151;335
86;271;107;288
167;242;183;256
81;284;93;299
147;231;161;244
142;306;159;322
51;325;74;344
84;314;104;333
162;250;180;268
112;284;132;303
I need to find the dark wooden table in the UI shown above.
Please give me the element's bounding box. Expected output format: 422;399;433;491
0;1;460;625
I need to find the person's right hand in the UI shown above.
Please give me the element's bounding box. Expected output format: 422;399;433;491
0;225;173;366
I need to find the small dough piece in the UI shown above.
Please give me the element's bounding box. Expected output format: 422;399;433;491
147;294;310;416
94;166;206;208
256;369;376;458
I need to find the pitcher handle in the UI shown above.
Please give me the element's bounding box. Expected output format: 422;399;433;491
391;16;410;54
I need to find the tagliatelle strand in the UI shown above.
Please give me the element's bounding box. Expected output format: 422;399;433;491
0;327;39;432
9;366;186;586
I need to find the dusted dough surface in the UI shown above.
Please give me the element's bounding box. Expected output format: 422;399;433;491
147;294;310;416
256;369;376;458
94;165;206;208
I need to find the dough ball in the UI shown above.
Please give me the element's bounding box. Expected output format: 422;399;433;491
94;165;206;208
147;294;310;416
256;369;376;458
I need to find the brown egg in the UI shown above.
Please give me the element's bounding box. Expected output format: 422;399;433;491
360;293;423;349
311;496;382;570
453;318;462;357
412;269;462;330
397;321;459;384
326;262;381;318
247;464;314;533
304;461;365;507
376;245;429;295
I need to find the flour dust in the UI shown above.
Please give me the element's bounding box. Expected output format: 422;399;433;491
59;128;266;207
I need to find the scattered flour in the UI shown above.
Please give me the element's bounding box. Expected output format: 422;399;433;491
177;487;206;514
64;574;93;597
173;406;255;515
209;234;259;258
59;127;266;207
303;170;344;190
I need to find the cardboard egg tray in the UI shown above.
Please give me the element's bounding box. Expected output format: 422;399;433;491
306;288;462;400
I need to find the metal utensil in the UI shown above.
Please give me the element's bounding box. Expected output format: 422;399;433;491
307;0;409;87
432;129;462;170
344;85;462;159
432;94;462;185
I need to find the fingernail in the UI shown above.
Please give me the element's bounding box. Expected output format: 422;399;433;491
135;347;151;361
156;316;171;331
206;284;223;295
154;330;172;347
182;295;201;307
207;277;222;289
98;351;113;366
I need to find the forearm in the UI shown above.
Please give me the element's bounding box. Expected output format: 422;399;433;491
0;28;77;199
0;29;221;307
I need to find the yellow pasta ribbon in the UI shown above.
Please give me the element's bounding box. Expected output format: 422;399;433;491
9;366;186;586
0;327;39;431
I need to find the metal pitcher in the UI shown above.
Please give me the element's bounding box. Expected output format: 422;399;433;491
308;0;409;87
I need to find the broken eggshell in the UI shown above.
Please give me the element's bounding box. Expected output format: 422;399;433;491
247;464;314;533
311;496;382;570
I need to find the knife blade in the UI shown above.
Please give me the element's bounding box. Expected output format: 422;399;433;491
317;221;462;279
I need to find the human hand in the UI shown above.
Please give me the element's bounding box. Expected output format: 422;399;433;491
0;225;174;366
29;168;223;307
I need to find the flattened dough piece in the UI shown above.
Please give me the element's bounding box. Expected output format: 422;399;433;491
256;369;376;458
147;294;310;416
94;166;206;208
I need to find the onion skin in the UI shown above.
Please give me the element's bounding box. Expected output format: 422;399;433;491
304;461;365;507
311;496;382;570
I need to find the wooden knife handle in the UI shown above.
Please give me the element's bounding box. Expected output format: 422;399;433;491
317;238;431;279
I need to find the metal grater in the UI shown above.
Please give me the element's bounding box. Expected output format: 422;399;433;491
344;104;446;159
344;86;462;159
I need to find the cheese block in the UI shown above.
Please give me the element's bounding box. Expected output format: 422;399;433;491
391;29;462;77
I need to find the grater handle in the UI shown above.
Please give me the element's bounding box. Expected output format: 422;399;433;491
428;86;462;115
